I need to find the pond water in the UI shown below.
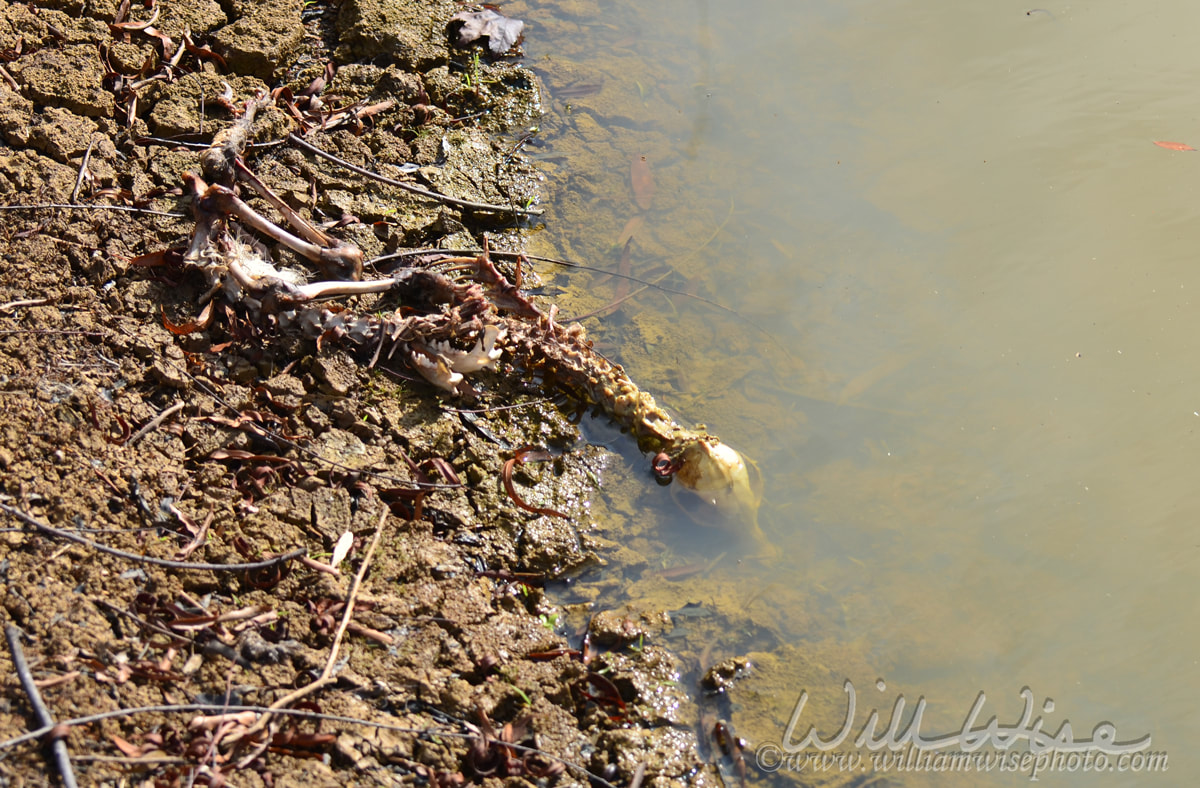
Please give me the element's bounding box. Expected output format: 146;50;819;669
512;0;1197;783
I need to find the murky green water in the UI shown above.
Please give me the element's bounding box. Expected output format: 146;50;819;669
515;0;1197;783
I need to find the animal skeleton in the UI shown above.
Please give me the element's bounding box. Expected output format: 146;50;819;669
180;96;766;547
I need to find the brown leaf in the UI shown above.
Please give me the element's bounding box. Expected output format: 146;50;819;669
501;446;569;520
448;9;525;55
109;734;144;758
631;155;655;210
615;214;644;246
161;301;213;335
182;31;226;71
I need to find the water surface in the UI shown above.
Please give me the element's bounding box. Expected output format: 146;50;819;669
516;0;1198;783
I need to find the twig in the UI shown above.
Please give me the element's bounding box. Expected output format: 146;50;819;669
134;135;289;150
568;270;671;322
287;133;543;216
126;400;185;445
0;703;620;788
0;298;51;313
231;508;389;749
0;503;306;572
93;599;192;644
0;64;17;91
72;755;189;765
442;396;557;414
5;625;80;788
70;140;96;204
0;203;186;218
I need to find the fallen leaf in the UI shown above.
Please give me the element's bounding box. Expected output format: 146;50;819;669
1153;140;1195;151
161;301;213;335
329;530;353;570
631;156;655;210
615;214;644;246
448;9;525;55
109;734;144;758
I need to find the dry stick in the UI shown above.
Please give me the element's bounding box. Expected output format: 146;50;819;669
379;246;794;362
0;503;306;572
126;400;185;445
135;135;289;151
231;509;390;749
373;247;750;330
69;140;96;204
0;203;186;218
0;704;622;788
92;599;191;645
569;269;672;322
4;625;80;788
0;298;51;313
287;133;544;217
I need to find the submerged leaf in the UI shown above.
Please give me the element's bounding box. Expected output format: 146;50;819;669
631;155;655;210
448;9;525;55
1153;140;1195;151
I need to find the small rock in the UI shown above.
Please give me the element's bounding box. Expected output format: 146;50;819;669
588;609;646;646
701;656;752;693
262;373;307;410
312;355;357;396
315;428;384;470
28;106;99;164
151;346;190;389
13;45;115;117
211;2;305;81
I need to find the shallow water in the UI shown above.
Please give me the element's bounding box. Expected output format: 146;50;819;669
516;0;1196;783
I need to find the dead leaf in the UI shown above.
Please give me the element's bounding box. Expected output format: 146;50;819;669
110;734;144;758
1153;140;1195;151
501;446;569;520
631;156;655;210
448;9;525;55
329;530;353;570
615;214;644;246
161;301;213;335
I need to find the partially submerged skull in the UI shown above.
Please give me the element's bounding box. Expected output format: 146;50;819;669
674;438;773;555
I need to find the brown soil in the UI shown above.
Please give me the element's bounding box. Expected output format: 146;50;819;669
0;0;743;785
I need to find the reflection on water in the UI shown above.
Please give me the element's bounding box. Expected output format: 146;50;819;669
515;0;1197;783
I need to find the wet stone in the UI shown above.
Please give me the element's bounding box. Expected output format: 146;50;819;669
599;646;690;727
588;609;648;646
701;655;752;693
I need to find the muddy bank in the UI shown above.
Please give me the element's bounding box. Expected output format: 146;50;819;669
0;0;789;785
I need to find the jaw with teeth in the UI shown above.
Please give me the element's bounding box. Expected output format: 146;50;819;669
408;325;507;392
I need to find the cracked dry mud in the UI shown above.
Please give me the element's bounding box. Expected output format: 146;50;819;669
0;0;779;786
